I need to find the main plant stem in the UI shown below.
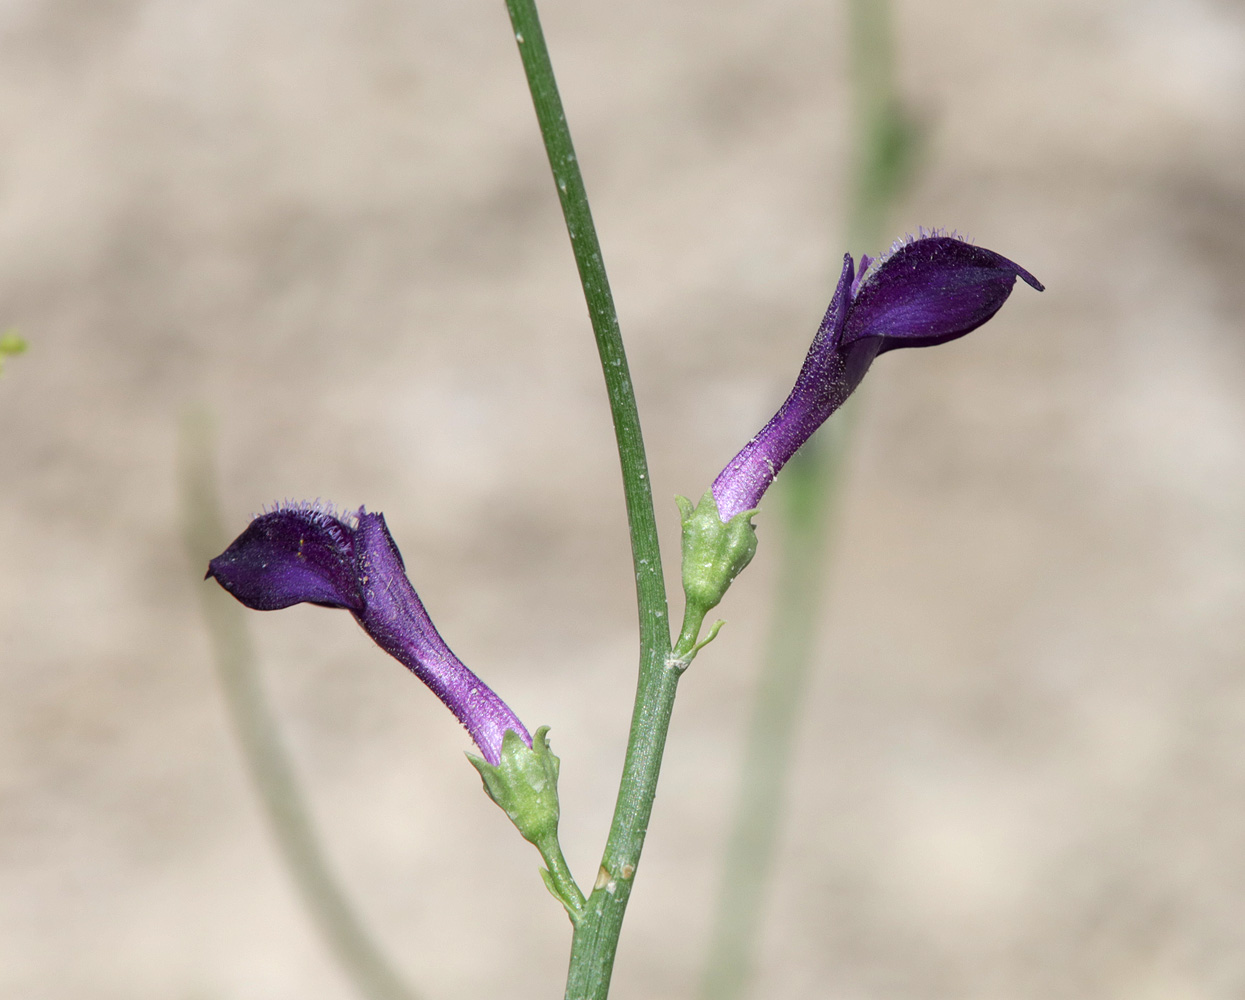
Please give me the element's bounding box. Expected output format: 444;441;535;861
501;2;675;997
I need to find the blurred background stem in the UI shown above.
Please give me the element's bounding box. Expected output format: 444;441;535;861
0;329;27;376
179;415;420;1000
697;2;917;997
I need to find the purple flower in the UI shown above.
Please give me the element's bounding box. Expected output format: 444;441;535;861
712;231;1044;521
206;504;531;765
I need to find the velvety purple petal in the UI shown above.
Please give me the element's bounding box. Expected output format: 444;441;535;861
712;254;873;521
842;236;1043;353
352;513;531;764
206;507;364;611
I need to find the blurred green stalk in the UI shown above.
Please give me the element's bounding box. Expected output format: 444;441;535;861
179;415;420;1000
697;2;916;997
0;329;27;375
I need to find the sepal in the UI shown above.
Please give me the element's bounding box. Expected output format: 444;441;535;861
469;726;562;847
676;489;758;621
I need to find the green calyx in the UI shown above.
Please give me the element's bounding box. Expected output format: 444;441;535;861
470;726;585;918
471;727;562;843
673;489;758;659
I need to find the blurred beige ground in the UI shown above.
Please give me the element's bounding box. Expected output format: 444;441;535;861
2;0;1244;998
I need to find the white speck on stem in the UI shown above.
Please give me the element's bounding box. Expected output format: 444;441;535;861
515;31;524;43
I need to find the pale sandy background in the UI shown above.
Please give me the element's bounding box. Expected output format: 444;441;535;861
2;1;1244;998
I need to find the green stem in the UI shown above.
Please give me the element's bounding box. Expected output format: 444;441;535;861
179;416;420;1000
846;0;912;248
566;660;681;998
500;3;677;998
538;833;589;915
698;0;915;995
0;329;27;376
696;426;849;1000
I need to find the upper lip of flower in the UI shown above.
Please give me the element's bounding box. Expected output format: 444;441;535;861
709;231;1043;521
206;503;530;765
842;230;1044;353
205;500;366;611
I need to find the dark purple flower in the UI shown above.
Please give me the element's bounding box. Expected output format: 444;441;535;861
712;231;1044;521
206;503;530;765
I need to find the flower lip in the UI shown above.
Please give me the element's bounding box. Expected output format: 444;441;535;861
842;233;1043;353
206;502;365;612
859;227;1042;288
